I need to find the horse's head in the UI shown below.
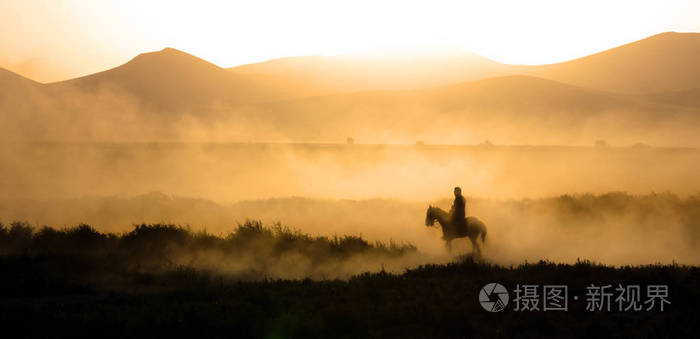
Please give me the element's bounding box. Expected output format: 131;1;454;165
425;205;435;226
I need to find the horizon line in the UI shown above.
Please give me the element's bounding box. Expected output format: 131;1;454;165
4;30;698;84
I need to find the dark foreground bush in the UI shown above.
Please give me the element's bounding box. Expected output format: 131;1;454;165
1;221;698;338
0;220;417;285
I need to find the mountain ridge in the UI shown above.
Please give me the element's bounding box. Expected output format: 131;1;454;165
1;33;699;144
228;31;700;94
521;31;700;93
43;47;292;110
6;31;699;96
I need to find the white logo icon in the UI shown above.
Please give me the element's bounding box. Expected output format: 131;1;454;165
480;283;509;312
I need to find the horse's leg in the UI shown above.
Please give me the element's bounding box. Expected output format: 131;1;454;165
445;240;452;254
470;236;482;258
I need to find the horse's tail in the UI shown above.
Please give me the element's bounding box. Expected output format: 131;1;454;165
480;225;487;243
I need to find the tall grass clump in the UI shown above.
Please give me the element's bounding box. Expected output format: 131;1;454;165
0;220;418;283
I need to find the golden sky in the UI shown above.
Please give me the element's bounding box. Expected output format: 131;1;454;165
1;0;699;83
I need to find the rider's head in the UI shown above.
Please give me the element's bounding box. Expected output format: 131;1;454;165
454;186;462;197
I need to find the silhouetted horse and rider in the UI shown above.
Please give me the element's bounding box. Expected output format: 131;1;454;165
425;187;487;255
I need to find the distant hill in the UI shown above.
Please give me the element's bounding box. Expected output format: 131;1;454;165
258;75;666;120
0;68;50;140
0;67;41;87
1;49;295;141
521;32;700;93
645;88;700;112
253;75;697;145
0;67;42;103
228;52;510;95
46;48;293;111
2;33;699;144
230;32;700;95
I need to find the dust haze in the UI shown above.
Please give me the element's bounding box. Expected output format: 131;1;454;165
2;142;700;201
2;33;700;279
1;143;699;274
2;89;700;278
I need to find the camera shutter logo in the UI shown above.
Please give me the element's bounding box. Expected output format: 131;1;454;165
479;283;509;312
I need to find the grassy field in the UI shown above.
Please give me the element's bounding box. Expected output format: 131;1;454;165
0;222;698;338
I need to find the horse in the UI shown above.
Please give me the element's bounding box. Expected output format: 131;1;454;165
425;205;487;256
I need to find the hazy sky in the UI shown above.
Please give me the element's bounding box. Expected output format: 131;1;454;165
1;0;699;83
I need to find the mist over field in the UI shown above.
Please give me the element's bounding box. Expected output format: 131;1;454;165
2;141;700;275
2;32;700;281
6;193;699;262
2;142;700;202
2;143;699;268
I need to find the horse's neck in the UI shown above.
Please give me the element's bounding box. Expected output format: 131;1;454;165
434;208;450;226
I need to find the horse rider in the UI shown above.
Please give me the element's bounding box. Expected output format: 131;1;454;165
449;186;467;235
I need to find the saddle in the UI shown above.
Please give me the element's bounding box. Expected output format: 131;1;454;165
455;218;469;237
445;217;468;238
